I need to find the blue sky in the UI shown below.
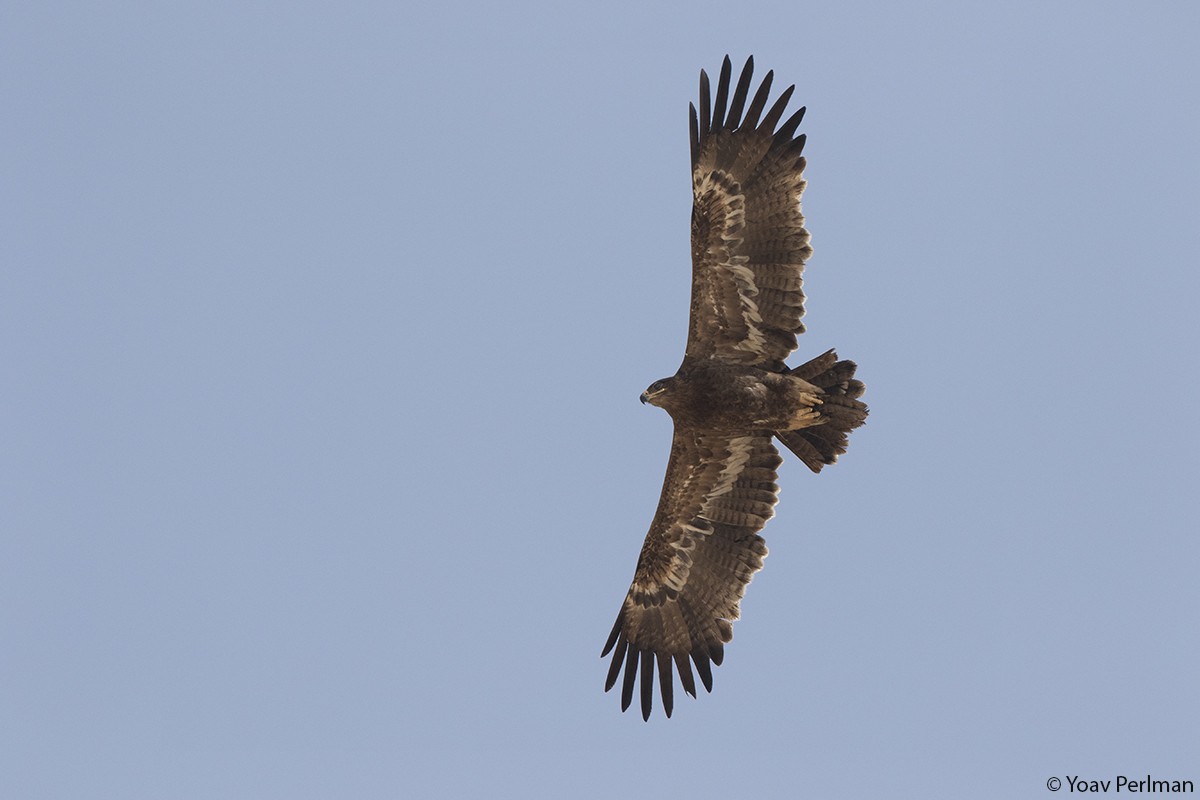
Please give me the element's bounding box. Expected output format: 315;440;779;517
3;1;1198;797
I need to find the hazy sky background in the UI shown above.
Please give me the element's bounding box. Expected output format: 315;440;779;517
3;1;1198;797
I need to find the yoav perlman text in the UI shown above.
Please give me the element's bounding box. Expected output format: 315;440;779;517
1060;775;1194;793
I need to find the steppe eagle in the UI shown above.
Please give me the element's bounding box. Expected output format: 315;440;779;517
601;56;868;720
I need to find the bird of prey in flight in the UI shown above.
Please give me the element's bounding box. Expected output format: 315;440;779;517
602;56;868;720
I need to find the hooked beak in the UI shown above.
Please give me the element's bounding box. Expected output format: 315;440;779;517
640;392;649;405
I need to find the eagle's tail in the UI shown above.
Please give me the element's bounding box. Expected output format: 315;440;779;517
775;350;867;473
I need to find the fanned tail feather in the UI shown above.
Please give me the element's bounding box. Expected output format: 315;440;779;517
775;349;867;472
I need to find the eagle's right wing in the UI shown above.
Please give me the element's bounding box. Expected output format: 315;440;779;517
602;429;781;719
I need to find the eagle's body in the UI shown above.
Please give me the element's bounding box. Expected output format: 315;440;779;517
643;361;823;432
601;56;868;720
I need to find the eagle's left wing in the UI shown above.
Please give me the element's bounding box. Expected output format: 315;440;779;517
602;429;781;719
686;56;813;370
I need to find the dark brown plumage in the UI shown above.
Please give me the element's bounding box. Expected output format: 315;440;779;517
601;56;868;720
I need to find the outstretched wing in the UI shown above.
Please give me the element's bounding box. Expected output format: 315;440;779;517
687;55;812;370
601;430;782;719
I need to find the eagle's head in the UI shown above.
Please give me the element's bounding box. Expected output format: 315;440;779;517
640;377;676;408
